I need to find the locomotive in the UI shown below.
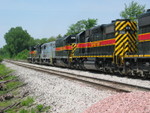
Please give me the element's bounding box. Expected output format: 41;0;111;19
28;9;150;78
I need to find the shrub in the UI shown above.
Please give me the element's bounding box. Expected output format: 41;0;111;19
14;49;29;60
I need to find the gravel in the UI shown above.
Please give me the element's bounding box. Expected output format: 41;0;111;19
15;61;150;89
82;91;150;113
4;61;115;113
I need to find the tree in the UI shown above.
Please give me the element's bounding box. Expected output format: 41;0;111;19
48;36;56;42
120;1;145;20
56;34;62;39
0;46;10;58
66;18;98;35
4;27;32;57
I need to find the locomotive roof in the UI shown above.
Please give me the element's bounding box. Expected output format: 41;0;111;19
41;41;55;47
139;9;150;18
63;35;76;40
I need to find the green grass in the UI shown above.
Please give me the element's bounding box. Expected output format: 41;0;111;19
21;97;34;106
6;81;22;89
0;75;17;81
0;99;14;108
0;81;22;95
19;109;28;113
0;64;51;113
0;64;13;77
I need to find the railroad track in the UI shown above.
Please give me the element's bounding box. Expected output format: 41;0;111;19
5;60;150;92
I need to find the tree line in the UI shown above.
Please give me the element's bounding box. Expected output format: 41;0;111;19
0;1;146;59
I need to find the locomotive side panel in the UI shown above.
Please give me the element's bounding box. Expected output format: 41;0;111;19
41;41;55;64
138;9;150;55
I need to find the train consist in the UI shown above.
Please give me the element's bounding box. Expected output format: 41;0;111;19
28;9;150;78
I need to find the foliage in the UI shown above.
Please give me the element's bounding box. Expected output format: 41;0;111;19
19;109;28;113
56;34;63;39
33;37;56;45
0;46;10;58
4;27;32;57
120;1;145;20
0;64;12;77
36;104;44;112
0;64;51;113
0;56;3;63
6;81;22;90
21;97;34;106
14;49;29;60
66;18;98;35
48;36;56;42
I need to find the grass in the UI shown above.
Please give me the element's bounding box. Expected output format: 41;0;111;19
36;104;44;112
0;64;51;112
0;75;17;81
21;97;34;106
0;64;13;77
0;76;23;95
19;109;28;113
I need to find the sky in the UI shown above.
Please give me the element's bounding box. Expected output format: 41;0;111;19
0;0;150;48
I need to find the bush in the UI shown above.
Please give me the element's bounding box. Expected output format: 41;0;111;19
14;49;29;60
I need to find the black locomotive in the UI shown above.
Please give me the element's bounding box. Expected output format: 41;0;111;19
28;9;150;78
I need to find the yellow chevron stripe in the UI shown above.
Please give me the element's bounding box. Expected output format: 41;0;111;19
115;35;126;46
130;22;137;30
115;42;127;53
115;32;119;36
119;22;129;30
115;47;124;56
115;34;123;42
127;34;137;51
115;34;127;45
119;22;134;31
116;33;127;41
128;44;135;52
124;47;131;53
115;21;126;30
128;33;137;42
115;21;120;26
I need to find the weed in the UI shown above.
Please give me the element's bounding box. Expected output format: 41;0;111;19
19;109;28;113
36;104;44;112
30;108;36;113
6;81;22;90
21;97;34;106
0;64;51;112
0;64;13;77
0;75;17;81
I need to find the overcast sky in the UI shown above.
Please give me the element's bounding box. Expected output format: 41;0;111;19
0;0;150;48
